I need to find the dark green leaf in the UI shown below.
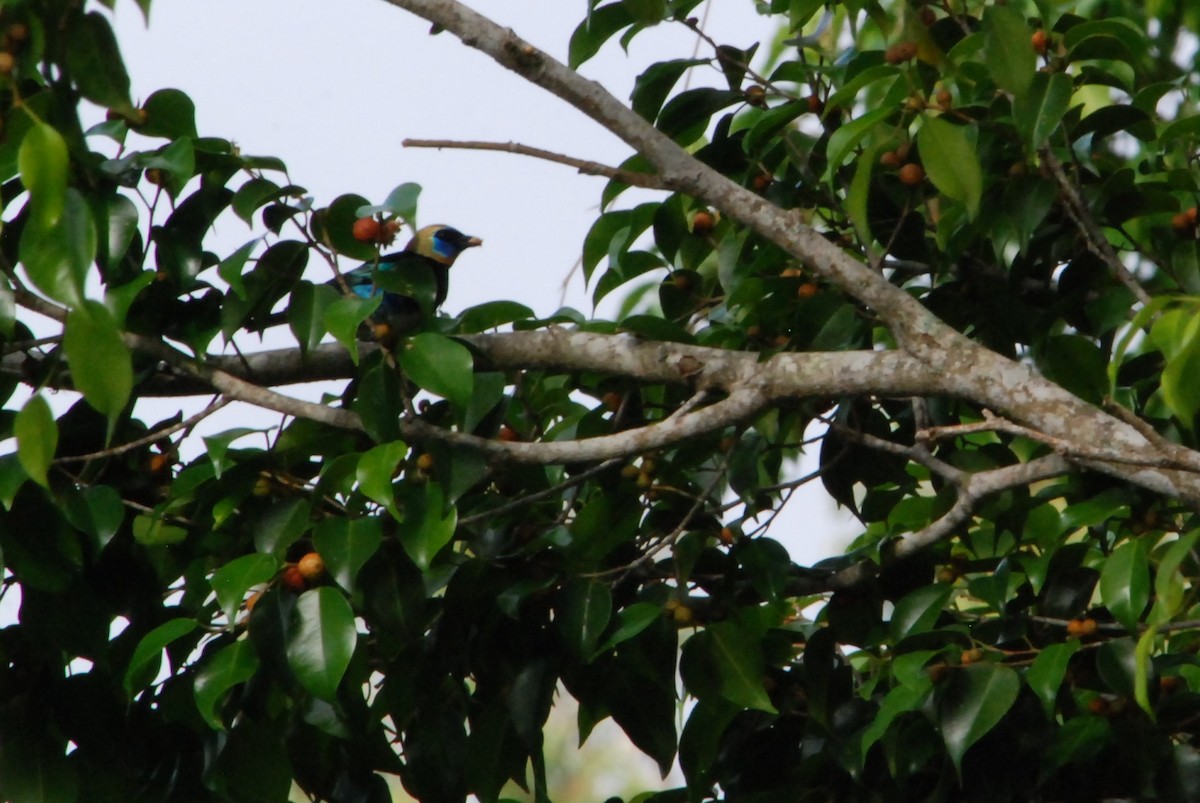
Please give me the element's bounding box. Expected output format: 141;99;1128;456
918;116;982;219
66;13;133;112
65;301;132;422
286;587;357;700
983;5;1034;99
15;395;55;488
938;663;1020;773
313;516;383;594
1099;538;1149;632
210;553;279;625
194;640;260;729
398;333;474;410
123;617;198;697
401;481;457;571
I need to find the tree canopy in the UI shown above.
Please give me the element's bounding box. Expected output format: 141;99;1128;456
4;0;1200;800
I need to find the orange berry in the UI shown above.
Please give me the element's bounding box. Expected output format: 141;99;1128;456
1079;617;1098;636
352;216;381;243
0;52;14;76
879;151;901;168
691;210;716;235
145;168;165;186
281;566;307;593
935;89;952;109
885;41;918;64
718;527;735;546
146;453;170;474
1031;30;1048;55
960;648;984;665
1087;697;1111;716
416;452;435;471
797;282;819;299
498;425;519;442
297;551;325;581
806;94;824;114
772;334;790;347
898;163;925;186
752;174;772;191
620;464;641;480
1066;618;1086;637
745;325;763;338
744;84;767;107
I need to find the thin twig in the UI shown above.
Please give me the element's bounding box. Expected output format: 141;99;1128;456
54;397;232;464
402;138;666;189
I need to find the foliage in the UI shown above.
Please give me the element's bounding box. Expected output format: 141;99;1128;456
3;0;1200;801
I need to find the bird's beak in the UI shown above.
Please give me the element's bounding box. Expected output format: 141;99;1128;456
466;236;483;248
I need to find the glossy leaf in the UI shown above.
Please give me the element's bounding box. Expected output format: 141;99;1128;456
890;583;954;642
558;579;612;659
313;517;383;594
65;301;133;422
210;553;279;624
286;587;358;700
123;617;198;697
938;663;1021;773
19;123;68;228
66;12;133;112
1099;538;1149;632
1014;71;1073;150
398;333;474;410
194;640;260;730
984;5;1035;99
19;189;96;308
705;620;777;713
355;441;407;520
401;481;458;571
918;116;982;219
1027;641;1080;718
15;395;56;488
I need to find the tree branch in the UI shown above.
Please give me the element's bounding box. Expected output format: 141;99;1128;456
402;138;665;189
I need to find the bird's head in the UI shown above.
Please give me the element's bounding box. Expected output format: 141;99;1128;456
407;224;483;266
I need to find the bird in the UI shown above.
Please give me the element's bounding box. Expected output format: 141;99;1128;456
340;224;482;342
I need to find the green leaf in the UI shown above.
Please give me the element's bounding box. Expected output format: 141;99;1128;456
938;663;1020;774
140;137;195;197
1133;624;1157;720
61;484;123;550
1151;307;1200;425
890;583;954;642
19;123;69;228
594;602;661;656
1027;641;1080;718
1099;538;1149;632
401;481;457;571
983;5;1035;100
1034;334;1108;405
312;193;376;260
707;620;777;713
65;301;132;422
0;736;79;803
622;0;665;24
123;617;198;697
131;514;187;545
823;107;891;182
380;182;421;224
140;88;198;139
15;395;56;488
66;12;133;112
286;587;357;700
1014;71;1073;150
287;281;338;354
631;59;706;121
325;294;380;363
918;116;982;219
217;239;259;298
860;683;929;764
398;333;475;410
194;640;260;729
253;498;311;557
313;517;382;594
210;553;279;625
19;188;97;309
1152;530;1200;624
569;3;632;69
456;300;535;333
201;427;263;479
559;579;612;659
355;441;406;520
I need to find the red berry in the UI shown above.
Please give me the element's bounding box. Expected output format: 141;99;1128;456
898;163;925;186
352;217;381;243
281;566;307;593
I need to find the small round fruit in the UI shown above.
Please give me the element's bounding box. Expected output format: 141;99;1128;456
298;551;326;581
1031;29;1048;55
145;167;165;186
898;163;925;186
797;282;819;299
636;472;654;489
691;210;716;235
960;648;984;665
884;41;918;64
352;217;381;243
745;325;763;338
7;23;28;44
146;453;170;474
670;272;692;291
1079;617;1098;636
772;334;790;348
671;602;694;624
935;566;959;584
894;142;912;161
1066;618;1086;637
620;464;641;479
718;527;735;546
602;391;623;412
781;267;805;278
416;452;435;471
752;174;772;191
281;566;307;593
744;84;767;107
497;425;519;442
927;662;949;683
935;89;952;109
1188;207;1198;224
806;94;824;114
1087;697;1111;716
252;476;273;496
879;150;901;168
0;52;14;76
